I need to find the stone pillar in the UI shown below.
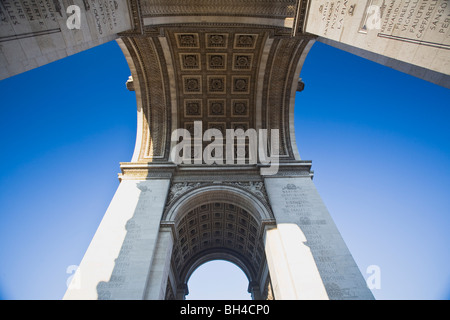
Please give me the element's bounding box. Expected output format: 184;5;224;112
263;166;374;300
63;178;171;300
143;226;174;299
264;224;329;300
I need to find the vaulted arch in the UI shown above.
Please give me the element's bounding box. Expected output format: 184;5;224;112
162;184;275;299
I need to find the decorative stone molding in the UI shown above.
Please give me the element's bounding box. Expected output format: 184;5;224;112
171;201;268;289
120;36;172;161
166;182;202;205
118;163;177;180
261;36;311;158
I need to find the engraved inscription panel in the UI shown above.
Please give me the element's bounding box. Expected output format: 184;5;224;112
172;202;265;280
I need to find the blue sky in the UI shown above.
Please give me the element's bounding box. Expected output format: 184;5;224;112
0;39;449;300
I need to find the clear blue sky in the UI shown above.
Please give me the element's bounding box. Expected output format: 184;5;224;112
0;39;449;300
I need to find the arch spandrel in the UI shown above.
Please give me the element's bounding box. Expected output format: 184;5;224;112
118;36;173;162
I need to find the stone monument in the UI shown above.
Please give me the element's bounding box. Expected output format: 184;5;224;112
2;1;448;300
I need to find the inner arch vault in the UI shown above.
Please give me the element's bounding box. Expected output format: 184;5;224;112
162;184;275;300
63;1;375;301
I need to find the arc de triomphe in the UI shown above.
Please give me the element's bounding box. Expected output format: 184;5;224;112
2;1;448;300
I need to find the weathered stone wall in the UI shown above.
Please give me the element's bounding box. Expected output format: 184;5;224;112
0;0;132;79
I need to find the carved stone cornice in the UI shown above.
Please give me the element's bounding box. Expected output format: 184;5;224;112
260;161;314;178
165;180;270;211
118;162;177;180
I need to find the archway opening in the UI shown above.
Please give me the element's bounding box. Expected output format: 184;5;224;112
186;260;251;300
164;186;275;300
